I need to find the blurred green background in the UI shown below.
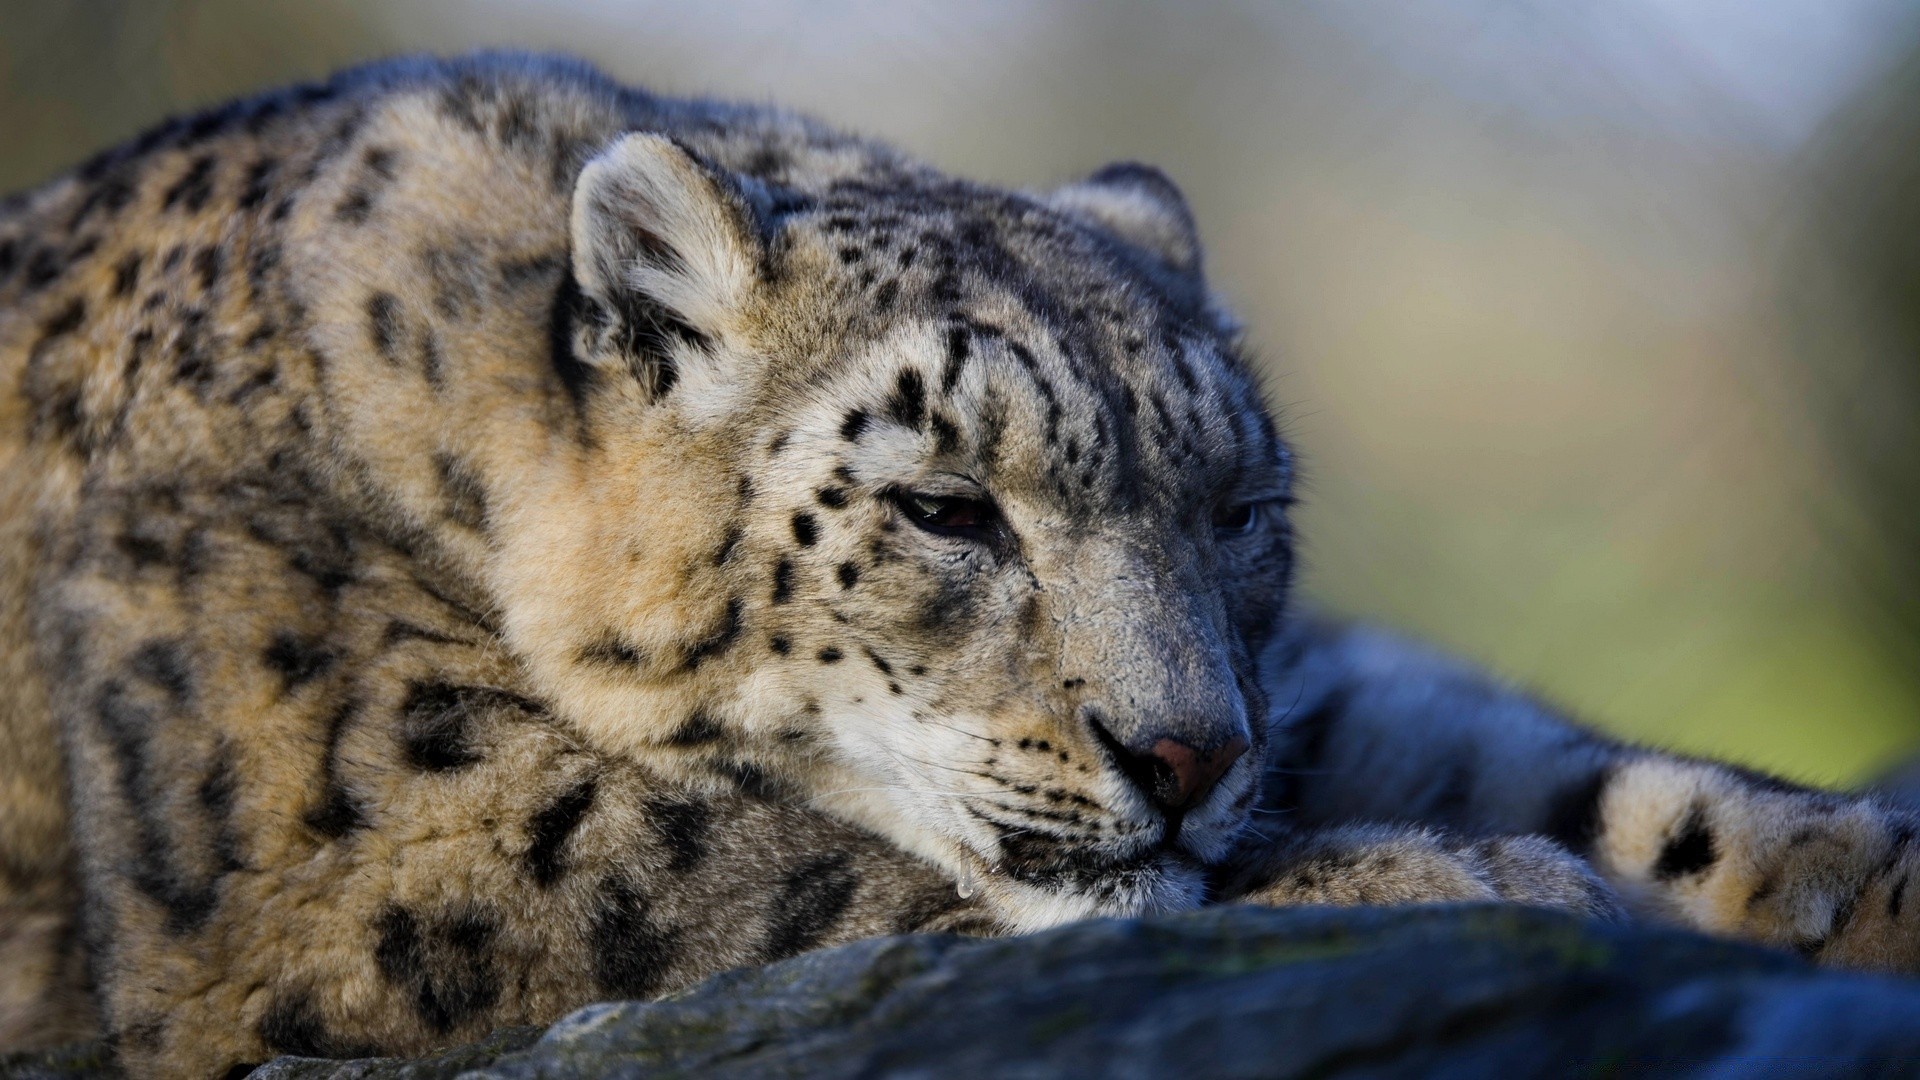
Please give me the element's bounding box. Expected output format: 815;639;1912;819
5;1;1917;785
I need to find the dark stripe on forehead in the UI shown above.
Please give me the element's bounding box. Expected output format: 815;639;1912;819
995;339;1063;421
1224;367;1288;478
1239;382;1277;466
840;408;871;442
885;368;925;430
1167;342;1201;395
940;323;971;393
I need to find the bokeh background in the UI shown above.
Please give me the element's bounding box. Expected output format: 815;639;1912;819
5;0;1917;785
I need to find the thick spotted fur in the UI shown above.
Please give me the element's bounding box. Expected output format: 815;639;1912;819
0;53;1915;1075
1255;622;1920;968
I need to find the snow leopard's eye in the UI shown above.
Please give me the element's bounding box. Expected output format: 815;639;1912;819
891;489;1001;541
1211;501;1259;537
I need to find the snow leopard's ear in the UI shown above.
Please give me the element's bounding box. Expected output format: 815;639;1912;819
567;133;767;387
1046;162;1203;282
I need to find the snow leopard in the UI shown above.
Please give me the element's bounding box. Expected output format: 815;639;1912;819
2;53;1915;1076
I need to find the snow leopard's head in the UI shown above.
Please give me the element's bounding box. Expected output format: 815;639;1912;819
528;131;1293;926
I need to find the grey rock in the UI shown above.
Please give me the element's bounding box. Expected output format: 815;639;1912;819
17;904;1920;1077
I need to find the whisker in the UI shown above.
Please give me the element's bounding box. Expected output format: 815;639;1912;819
893;752;994;779
882;745;1035;793
803;784;1026;805
1273;673;1308;728
963;805;1045;843
915;716;1001;745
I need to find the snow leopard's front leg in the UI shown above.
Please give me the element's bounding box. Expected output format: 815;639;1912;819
1211;822;1620;919
1258;619;1920;969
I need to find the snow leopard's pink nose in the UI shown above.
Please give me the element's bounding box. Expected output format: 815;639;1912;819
1093;708;1249;814
1145;735;1249;811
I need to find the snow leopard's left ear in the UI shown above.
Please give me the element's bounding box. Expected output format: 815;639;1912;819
1047;162;1203;282
567;133;767;389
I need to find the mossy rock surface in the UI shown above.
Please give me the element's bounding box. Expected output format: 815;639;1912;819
14;904;1920;1077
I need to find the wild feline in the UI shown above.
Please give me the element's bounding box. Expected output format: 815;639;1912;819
2;53;1917;1076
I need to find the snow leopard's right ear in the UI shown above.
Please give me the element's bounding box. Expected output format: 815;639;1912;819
566;133;767;393
1046;162;1204;283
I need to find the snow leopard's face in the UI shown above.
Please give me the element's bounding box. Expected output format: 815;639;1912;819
543;136;1294;925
